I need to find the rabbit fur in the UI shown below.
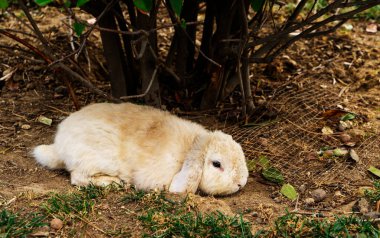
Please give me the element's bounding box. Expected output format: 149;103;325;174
33;103;248;195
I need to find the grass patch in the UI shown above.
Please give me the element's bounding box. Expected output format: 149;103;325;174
257;212;379;237
0;209;46;238
365;180;380;204
122;189;253;237
41;184;105;220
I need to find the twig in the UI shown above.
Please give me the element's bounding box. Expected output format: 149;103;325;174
120;67;158;100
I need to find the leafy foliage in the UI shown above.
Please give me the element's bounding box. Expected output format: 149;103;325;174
34;0;53;7
249;0;265;12
169;0;183;17
0;0;8;10
73;22;85;37
133;0;153;13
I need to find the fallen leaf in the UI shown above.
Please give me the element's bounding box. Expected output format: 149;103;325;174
257;155;270;169
280;183;298;201
341;113;356;121
247;160;256;172
262;167;284;184
322;126;334;135
37;115;52;126
368;166;380;178
333;148;348;157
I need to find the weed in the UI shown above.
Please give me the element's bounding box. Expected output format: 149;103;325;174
41;184;105;219
258;211;380;237
0;209;46;238
122;189;253;237
365;180;380;204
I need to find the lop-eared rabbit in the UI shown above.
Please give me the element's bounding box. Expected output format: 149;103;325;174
33;103;248;195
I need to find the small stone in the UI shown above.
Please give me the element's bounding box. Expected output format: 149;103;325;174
50;218;63;230
339;133;351;143
299;184;306;193
324;150;334;157
334;191;344;197
21;124;31;130
257;137;269;147
338;121;349;131
311;188;327;202
252;212;258;217
304;197;315;205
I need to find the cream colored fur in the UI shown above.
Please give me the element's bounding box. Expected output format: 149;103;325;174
33;103;248;195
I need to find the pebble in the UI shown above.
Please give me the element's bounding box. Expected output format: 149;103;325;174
304;197;315;205
299;184;306;193
311;188;327;202
339;133;351;143
21;124;31;130
50;218;63;230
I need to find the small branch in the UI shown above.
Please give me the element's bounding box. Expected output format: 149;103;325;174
120;67;158;100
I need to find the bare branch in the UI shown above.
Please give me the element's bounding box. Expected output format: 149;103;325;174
120;67;158;100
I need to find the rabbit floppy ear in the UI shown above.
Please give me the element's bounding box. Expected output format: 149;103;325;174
169;134;209;194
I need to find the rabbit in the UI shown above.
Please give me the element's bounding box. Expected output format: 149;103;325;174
32;103;249;195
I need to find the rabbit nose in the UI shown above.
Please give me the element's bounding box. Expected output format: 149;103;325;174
237;184;242;188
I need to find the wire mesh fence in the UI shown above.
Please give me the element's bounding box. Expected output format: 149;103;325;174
224;80;379;202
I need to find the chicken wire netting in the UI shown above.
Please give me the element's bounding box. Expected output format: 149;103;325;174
224;81;379;195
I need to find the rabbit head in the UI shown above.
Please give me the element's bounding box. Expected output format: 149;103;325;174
198;131;248;195
169;130;248;196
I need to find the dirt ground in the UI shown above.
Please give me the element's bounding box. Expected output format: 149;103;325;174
1;6;380;237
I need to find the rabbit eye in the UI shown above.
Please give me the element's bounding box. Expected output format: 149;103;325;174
212;161;221;168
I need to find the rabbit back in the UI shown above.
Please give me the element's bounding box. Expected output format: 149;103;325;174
50;103;207;189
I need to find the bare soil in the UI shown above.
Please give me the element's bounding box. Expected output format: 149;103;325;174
1;7;380;237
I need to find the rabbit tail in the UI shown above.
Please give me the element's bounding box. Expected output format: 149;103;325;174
33;144;65;169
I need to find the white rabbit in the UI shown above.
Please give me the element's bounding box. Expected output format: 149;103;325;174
33;103;248;195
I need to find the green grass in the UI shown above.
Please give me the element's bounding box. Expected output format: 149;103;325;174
41;184;105;220
0;209;46;238
2;183;380;237
122;189;253;237
259;212;380;237
365;180;380;204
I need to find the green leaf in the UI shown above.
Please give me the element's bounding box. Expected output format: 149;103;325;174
262;167;284;184
64;0;71;8
368;166;380;178
0;0;9;9
34;0;53;7
249;0;265;12
73;22;85;37
247;160;256;172
133;0;153;13
257;155;270;169
76;0;89;7
280;183;298;201
341;113;356;121
37;115;52;126
169;0;183;17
